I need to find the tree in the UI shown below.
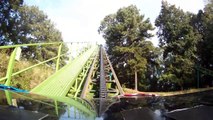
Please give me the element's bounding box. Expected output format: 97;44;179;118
144;47;163;91
0;0;23;45
0;3;68;66
17;5;68;63
191;0;213;87
99;5;154;90
199;1;213;70
155;1;201;90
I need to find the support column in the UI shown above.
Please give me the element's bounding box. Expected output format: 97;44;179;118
5;47;18;105
55;43;62;116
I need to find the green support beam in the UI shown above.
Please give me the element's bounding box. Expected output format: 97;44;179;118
80;53;99;98
56;43;62;71
0;42;61;49
0;53;67;82
4;47;18;105
30;45;98;97
0;43;125;118
54;43;62;116
5;47;18;86
0;42;98;118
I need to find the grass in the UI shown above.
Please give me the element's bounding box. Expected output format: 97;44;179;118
123;87;213;96
0;52;54;90
0;52;9;79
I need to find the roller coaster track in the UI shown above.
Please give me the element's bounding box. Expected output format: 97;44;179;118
195;66;213;77
1;43;213;119
0;43;124;119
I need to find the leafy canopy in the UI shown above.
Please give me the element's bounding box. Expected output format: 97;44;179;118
0;2;68;66
155;1;201;89
99;5;155;89
0;0;23;45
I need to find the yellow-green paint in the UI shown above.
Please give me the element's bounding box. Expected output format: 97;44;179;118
54;100;59;116
4;47;18;105
5;90;12;105
56;43;62;71
5;47;18;86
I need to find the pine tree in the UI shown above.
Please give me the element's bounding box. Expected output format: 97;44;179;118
155;1;201;89
99;5;154;90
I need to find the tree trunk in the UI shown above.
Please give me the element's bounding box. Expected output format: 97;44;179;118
178;82;183;90
135;70;138;91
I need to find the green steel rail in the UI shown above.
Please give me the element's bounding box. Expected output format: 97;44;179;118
195;65;213;88
0;42;65;105
0;42;97;118
30;46;97;97
0;43;124;118
80;51;99;99
6;90;96;119
66;48;99;98
0;42;63;82
195;66;213;77
0;42;61;49
0;42;90;49
0;53;67;82
30;45;98;117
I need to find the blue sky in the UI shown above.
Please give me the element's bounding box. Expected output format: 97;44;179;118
24;0;204;46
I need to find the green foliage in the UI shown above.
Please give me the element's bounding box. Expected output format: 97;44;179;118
17;5;68;63
0;2;68;65
0;52;54;90
0;0;23;45
0;2;68;89
0;50;9;80
194;2;213;69
155;1;201;90
191;1;213;86
99;5;156;90
17;5;62;43
99;2;213;91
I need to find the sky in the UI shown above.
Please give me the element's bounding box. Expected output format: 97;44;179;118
24;0;205;46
